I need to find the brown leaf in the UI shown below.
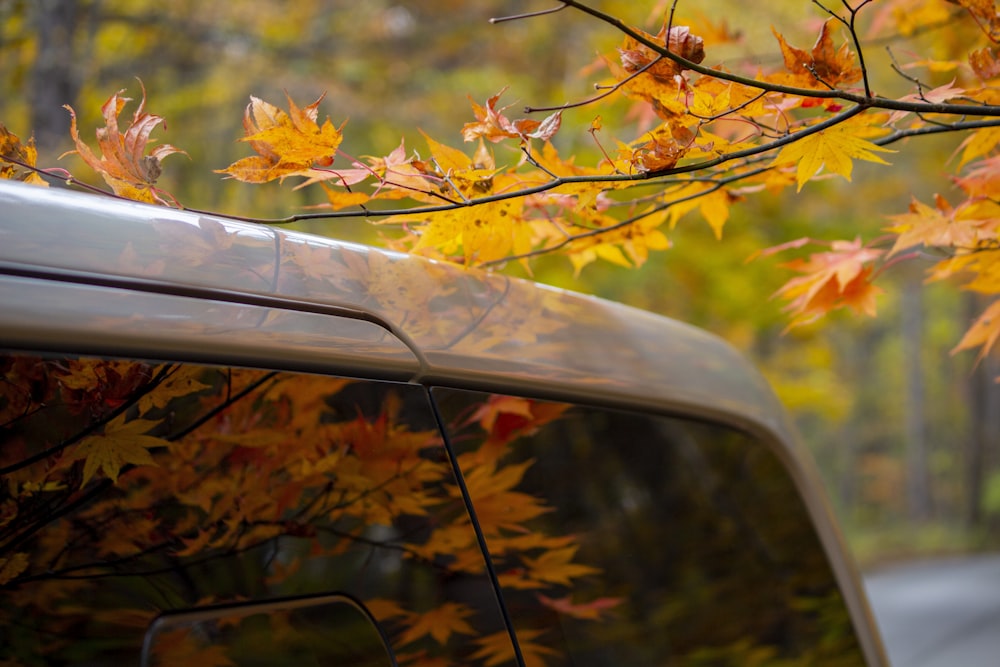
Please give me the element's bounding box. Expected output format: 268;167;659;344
970;47;1000;80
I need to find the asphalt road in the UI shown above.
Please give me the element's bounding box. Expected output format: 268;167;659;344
864;554;1000;667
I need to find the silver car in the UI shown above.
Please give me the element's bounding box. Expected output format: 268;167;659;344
0;180;886;666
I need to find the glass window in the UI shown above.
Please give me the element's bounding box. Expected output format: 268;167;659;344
0;353;512;666
142;593;394;667
432;388;868;666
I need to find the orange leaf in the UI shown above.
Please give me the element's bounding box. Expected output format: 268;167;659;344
767;237;885;329
471;629;559;667
397;602;476;646
62;82;185;204
772;20;861;89
953;299;1000;363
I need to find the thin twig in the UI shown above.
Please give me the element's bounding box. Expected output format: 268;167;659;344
489;3;567;24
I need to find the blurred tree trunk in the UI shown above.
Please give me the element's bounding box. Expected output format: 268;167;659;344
902;273;932;522
28;0;88;152
964;293;1000;527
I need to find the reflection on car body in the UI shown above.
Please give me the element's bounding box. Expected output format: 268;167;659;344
0;181;887;666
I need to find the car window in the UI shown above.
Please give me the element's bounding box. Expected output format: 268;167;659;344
0;353;512;666
142;593;396;667
432;388;868;666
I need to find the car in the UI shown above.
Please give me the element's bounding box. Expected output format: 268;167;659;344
0;179;888;666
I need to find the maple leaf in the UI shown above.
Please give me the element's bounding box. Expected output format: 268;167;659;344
618;24;705;83
888;81;965;123
71;414;166;485
0;552;29;586
948;0;1000;40
397;602;476;646
459;459;551;535
958;126;1000;168
953;299;1000;362
970;46;1000;80
774;119;894;191
471;629;559;667
521;545;600;586
887;194;999;256
461;89;561;144
0;122;47;186
62;82;185;204
772;20;862;89
764;237;885;329
537;594;624;620
218;93;346;184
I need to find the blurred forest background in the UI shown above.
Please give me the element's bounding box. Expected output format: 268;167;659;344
3;0;999;567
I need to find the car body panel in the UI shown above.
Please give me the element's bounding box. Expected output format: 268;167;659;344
0;181;785;436
0;180;888;666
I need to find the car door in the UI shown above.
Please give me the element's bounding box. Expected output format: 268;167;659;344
0;327;516;664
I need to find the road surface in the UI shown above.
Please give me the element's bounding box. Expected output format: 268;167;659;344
864;554;1000;667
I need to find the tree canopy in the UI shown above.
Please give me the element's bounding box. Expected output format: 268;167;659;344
5;0;1000;358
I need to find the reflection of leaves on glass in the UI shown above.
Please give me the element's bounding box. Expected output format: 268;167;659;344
436;388;868;667
0;355;607;666
70;415;164;485
150;628;236;667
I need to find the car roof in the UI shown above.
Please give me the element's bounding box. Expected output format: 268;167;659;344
0;180;888;665
0;180;787;438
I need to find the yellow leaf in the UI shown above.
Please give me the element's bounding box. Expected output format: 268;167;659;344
959;127;1000;168
218;93;345;183
320;185;370;210
0;122;47;186
397;602;476;646
139;366;210;414
471;629;559;667
774;121;894;191
421;131;472;174
72;415;165;485
521;545;599;586
0;552;28;585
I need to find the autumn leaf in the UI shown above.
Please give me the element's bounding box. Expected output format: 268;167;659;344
0;122;47;186
771;20;862;88
150;628;236;667
762;237;886;329
138;366;210;414
62;82;185;204
948;0;1000;40
218;93;347;185
887;194;999;256
953;298;1000;362
521;545;600;586
471;629;559;667
0;553;28;586
888;81;965;123
958;126;1000;168
970;46;1000;79
458;459;551;535
617;24;705;84
537;594;624;620
774;119;894;191
71;414;166;485
397;602;476;646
